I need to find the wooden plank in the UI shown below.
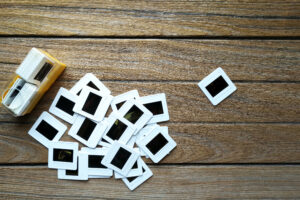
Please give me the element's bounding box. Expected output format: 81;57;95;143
0;122;299;164
0;165;299;199
0;0;299;36
0;38;299;81
0;81;299;123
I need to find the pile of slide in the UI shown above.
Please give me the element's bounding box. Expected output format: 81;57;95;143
28;73;176;191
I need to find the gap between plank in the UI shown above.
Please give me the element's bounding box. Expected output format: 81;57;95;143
60;80;300;84
0;121;299;125
1;163;300;168
0;35;300;40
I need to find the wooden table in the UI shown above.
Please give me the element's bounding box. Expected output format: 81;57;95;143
0;1;299;199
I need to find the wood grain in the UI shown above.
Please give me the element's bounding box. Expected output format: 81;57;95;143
0;0;299;37
0;1;299;199
0;38;299;81
0;122;300;164
0;165;299;199
0;81;299;123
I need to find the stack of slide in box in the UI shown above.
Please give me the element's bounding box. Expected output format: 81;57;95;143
28;73;176;191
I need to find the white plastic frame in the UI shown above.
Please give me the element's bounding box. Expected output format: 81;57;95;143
73;86;113;122
2;78;26;109
138;93;169;124
198;67;237;106
124;135;147;157
16;48;54;85
118;99;153;135
89;175;111;179
111;90;139;111
68;115;107;148
124;136;148;157
98;118;112;148
81;147;113;177
102;112;135;145
57;152;88;180
135;124;159;158
122;158;153;191
101;141;139;176
126;135;136;148
48;141;78;170
114;156;143;179
137;126;176;163
135;124;159;144
70;73;110;96
3;81;37;116
98;138;112;148
49;87;79;124
28;111;67;148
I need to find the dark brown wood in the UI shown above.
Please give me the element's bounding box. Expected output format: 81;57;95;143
0;122;299;164
0;38;299;81
0;0;299;36
0;165;299;199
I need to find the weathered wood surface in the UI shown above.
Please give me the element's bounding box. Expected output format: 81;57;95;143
0;39;299;124
0;165;300;199
0;39;299;81
0;0;299;37
0;1;300;199
1;122;300;164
